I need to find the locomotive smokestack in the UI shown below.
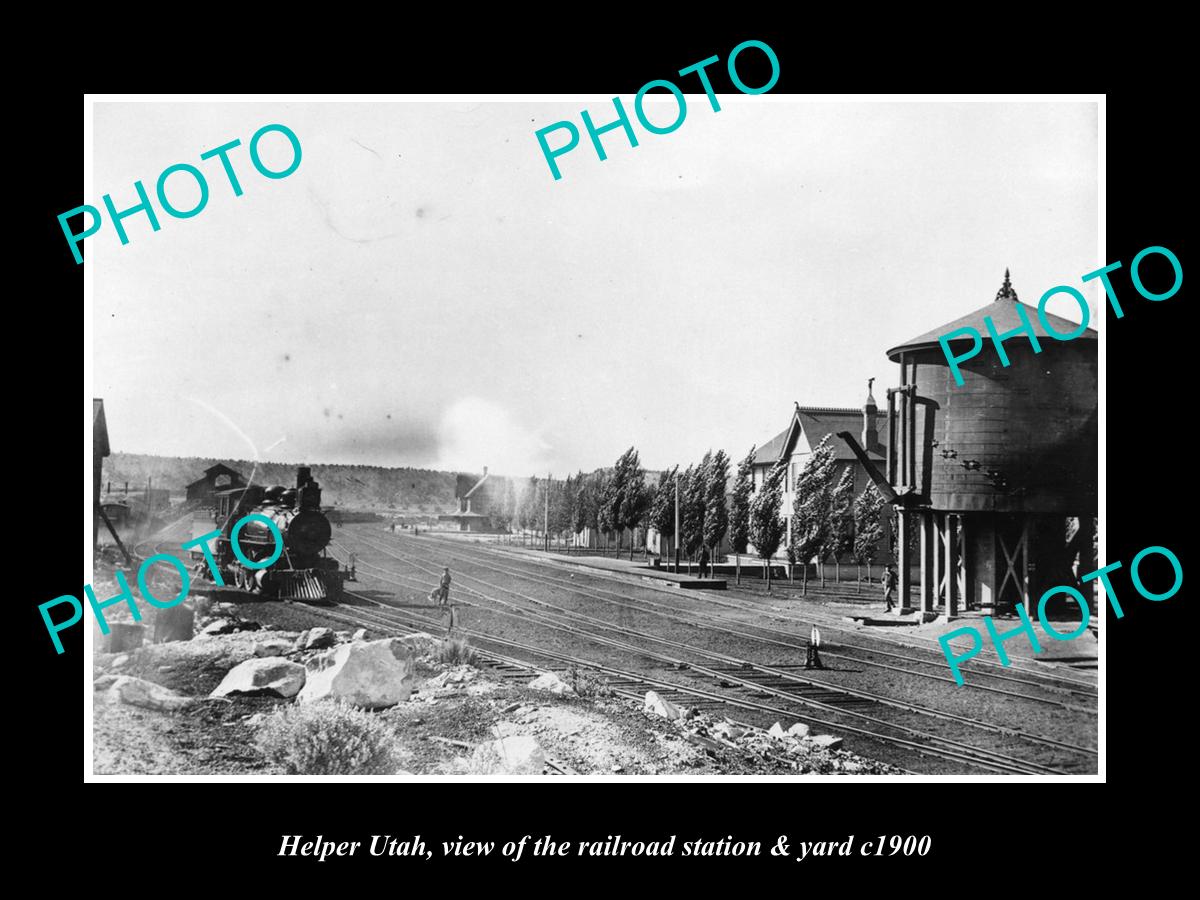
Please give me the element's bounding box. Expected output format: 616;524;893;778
297;466;312;488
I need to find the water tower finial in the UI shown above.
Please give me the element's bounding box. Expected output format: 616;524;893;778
995;268;1019;302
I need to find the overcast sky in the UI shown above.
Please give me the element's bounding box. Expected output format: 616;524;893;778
91;99;1097;478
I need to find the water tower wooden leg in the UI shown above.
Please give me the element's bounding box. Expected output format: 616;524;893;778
945;514;959;618
960;517;973;611
919;512;934;616
931;513;942;613
898;510;911;610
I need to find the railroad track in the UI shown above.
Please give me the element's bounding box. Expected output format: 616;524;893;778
361;532;1096;707
341;533;1100;740
409;529;1099;693
329;535;1095;774
303;592;1008;774
301;594;915;775
128;511;200;562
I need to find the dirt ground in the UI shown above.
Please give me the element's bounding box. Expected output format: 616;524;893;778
90;578;900;776
327;527;1097;775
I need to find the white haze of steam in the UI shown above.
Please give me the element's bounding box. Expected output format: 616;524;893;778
437;397;552;478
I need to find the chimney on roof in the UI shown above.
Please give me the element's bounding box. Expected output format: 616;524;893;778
862;378;879;452
482;466;488;476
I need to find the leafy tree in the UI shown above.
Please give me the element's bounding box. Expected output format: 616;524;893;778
791;435;839;588
852;482;885;587
552;475;575;546
519;476;539;538
675;466;694;572
728;446;755;585
749;463;786;590
703;449;730;576
596;471;615;550
648;466;679;563
627;477;654;561
571;470;595;541
823;468;855;584
615;448;649;560
682;453;710;571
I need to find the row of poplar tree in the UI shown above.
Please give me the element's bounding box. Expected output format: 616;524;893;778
503;436;890;588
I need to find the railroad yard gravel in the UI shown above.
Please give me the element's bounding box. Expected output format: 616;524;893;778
91;568;900;775
327;526;1098;775
87;524;1096;776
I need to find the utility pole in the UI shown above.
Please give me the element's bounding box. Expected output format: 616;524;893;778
544;472;550;553
673;471;680;574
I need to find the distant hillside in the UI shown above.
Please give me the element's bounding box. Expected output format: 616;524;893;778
103;453;520;514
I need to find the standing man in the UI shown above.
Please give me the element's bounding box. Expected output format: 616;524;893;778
438;566;452;607
699;546;711;579
883;563;898;613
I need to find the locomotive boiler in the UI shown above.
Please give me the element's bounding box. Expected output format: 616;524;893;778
193;466;342;603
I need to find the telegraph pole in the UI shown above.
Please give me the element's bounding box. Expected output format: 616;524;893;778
544;472;550;553
673;471;680;574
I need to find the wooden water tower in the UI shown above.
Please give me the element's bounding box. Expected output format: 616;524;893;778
844;272;1097;618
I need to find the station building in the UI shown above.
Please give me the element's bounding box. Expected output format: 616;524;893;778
746;397;895;573
438;467;494;532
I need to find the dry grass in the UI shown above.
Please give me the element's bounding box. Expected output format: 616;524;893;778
439;636;477;666
565;664;613;698
256;699;397;775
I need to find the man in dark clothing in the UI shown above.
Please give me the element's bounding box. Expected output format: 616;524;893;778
437;567;452;606
883;564;898;613
699;546;710;579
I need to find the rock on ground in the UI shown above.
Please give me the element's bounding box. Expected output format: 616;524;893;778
299;638;415;709
644;690;683;721
104;676;197;712
808;734;844;750
253;639;295;658
301;627;336;650
211;658;307;699
528;671;574;695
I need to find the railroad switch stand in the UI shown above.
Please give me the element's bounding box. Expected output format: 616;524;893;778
805;625;825;669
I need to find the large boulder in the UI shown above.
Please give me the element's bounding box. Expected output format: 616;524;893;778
210;658;307;699
105;676;196;712
528;671;574;695
298;638;415;709
469;735;545;775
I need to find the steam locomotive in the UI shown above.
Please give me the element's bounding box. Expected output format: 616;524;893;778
192;466;342;603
